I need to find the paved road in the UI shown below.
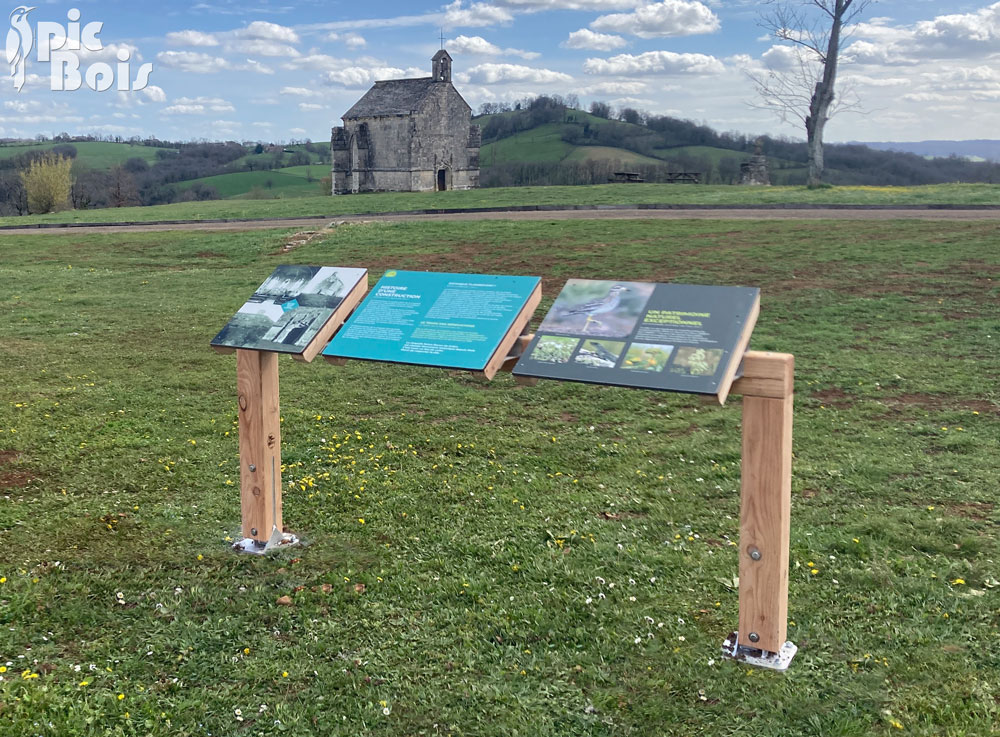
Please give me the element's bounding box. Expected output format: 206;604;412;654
4;206;1000;235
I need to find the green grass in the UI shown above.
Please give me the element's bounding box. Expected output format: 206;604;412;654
3;182;999;227
1;217;999;735
563;146;664;166
481;124;576;165
0;141;173;171
181;169;326;199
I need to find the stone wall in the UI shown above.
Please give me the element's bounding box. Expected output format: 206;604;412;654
331;78;480;194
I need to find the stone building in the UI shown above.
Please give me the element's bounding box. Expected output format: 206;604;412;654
739;139;771;186
331;50;480;194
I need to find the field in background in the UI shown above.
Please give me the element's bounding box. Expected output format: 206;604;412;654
0;141;175;171
3;182;999;228
180;166;329;199
1;217;998;735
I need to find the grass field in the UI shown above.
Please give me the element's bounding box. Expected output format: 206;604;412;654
2;182;998;228
563;146;664;166
0;141;173;171
181;168;327;199
1;217;998;735
481;124;576;165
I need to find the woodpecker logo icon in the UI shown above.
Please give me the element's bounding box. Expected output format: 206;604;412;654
6;5;34;92
4;7;153;93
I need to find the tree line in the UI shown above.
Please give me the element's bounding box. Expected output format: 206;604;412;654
0;139;329;215
475;95;1000;187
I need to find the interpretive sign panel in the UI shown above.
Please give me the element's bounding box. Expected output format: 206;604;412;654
323;270;541;371
211;266;367;356
513;279;759;399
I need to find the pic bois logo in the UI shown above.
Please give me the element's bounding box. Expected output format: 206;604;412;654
6;6;153;93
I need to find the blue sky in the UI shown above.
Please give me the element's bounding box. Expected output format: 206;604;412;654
2;1;999;143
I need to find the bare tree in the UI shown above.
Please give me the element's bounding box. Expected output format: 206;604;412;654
749;0;874;187
108;165;140;208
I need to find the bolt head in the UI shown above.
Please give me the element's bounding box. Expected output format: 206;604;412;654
750;548;762;561
248;464;256;472
250;528;258;536
748;632;760;643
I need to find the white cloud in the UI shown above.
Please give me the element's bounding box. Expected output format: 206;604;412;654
583;51;723;76
442;1;514;28
843;40;902;66
142;85;167;103
298;103;325;111
290;127;307;135
328;32;368;50
235;21;300;44
283;54;353;72
563;29;627;51
460;62;573;84
164;96;235;114
324;66;408;87
582;81;647;95
156;50;268;74
848;4;1000;66
225;40;300;58
447;34;538;59
495;0;642;8
591;0;719;39
166;30;219;47
761;45;812;72
901;92;958;103
156;51;234;73
244;59;275;74
280;87;324;98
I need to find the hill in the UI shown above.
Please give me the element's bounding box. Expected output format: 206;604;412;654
180;166;328;199
0;140;175;171
859;140;1000;162
476;98;1000;187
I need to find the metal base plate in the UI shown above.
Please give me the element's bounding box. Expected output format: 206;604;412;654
721;632;797;671
232;531;299;555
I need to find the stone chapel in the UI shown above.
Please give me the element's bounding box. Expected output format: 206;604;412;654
330;50;481;194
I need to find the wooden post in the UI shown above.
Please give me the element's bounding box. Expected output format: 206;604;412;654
731;351;793;654
236;349;283;543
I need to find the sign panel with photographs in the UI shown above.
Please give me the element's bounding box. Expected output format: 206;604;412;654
211;265;368;355
513;279;759;399
323;270;541;371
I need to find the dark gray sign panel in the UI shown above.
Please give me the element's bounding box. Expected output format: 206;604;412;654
513;279;759;397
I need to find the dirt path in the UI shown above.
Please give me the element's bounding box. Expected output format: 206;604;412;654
4;206;1000;235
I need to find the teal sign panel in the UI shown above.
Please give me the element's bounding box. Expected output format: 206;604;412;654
323;270;541;370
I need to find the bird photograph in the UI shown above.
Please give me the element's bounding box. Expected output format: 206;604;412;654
539;279;654;338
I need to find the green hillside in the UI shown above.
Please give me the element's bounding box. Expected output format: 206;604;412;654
564;145;664;166
480;124;575;165
181;167;327;199
0;141;174;171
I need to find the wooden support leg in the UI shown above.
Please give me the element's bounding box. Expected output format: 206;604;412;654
727;351;795;667
738;392;792;652
236;349;284;544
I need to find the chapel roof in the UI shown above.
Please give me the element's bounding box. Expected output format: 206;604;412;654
343;77;438;119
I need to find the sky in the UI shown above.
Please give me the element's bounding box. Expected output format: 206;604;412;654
2;0;999;144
